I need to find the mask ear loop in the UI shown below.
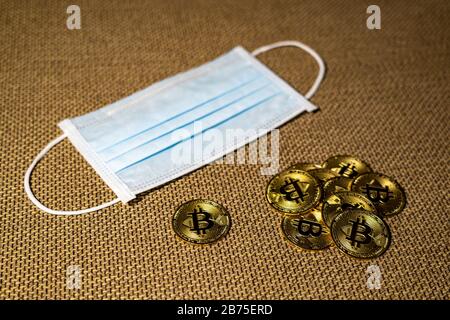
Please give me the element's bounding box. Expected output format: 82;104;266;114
24;133;121;215
251;40;326;99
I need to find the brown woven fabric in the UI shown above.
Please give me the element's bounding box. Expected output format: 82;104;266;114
0;0;449;300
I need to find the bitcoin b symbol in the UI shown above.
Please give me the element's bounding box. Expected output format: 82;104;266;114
347;217;372;247
280;178;309;203
187;207;214;235
362;181;393;203
293;219;323;237
341;202;363;210
338;162;358;178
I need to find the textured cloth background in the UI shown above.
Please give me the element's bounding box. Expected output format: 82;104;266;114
0;0;449;299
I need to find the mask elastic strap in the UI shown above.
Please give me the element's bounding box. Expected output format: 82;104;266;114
251;40;325;99
24;133;120;215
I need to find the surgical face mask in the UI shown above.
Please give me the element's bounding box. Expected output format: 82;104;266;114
24;40;325;215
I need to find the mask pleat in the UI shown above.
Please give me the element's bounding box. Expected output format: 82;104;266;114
80;59;258;151
103;78;272;165
114;90;281;173
99;76;270;162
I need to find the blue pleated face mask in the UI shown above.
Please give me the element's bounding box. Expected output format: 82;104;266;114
25;41;325;215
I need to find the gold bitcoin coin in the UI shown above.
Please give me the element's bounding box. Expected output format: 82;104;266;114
266;169;321;214
322;176;353;199
281;208;333;250
288;163;322;171
351;173;406;217
172;199;231;244
308;168;338;184
322;155;372;178
322;191;377;227
331;209;391;259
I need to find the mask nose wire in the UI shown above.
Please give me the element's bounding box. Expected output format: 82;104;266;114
24;133;120;215
251;40;326;99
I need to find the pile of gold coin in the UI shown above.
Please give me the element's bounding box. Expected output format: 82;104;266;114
267;155;406;259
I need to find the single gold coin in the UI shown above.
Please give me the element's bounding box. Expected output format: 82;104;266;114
331;209;391;259
172;199;231;244
288;163;322;171
352;173;406;217
308;168;338;184
266;169;321;214
322;155;372;178
322;176;353;199
322;191;377;227
281;208;333;250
